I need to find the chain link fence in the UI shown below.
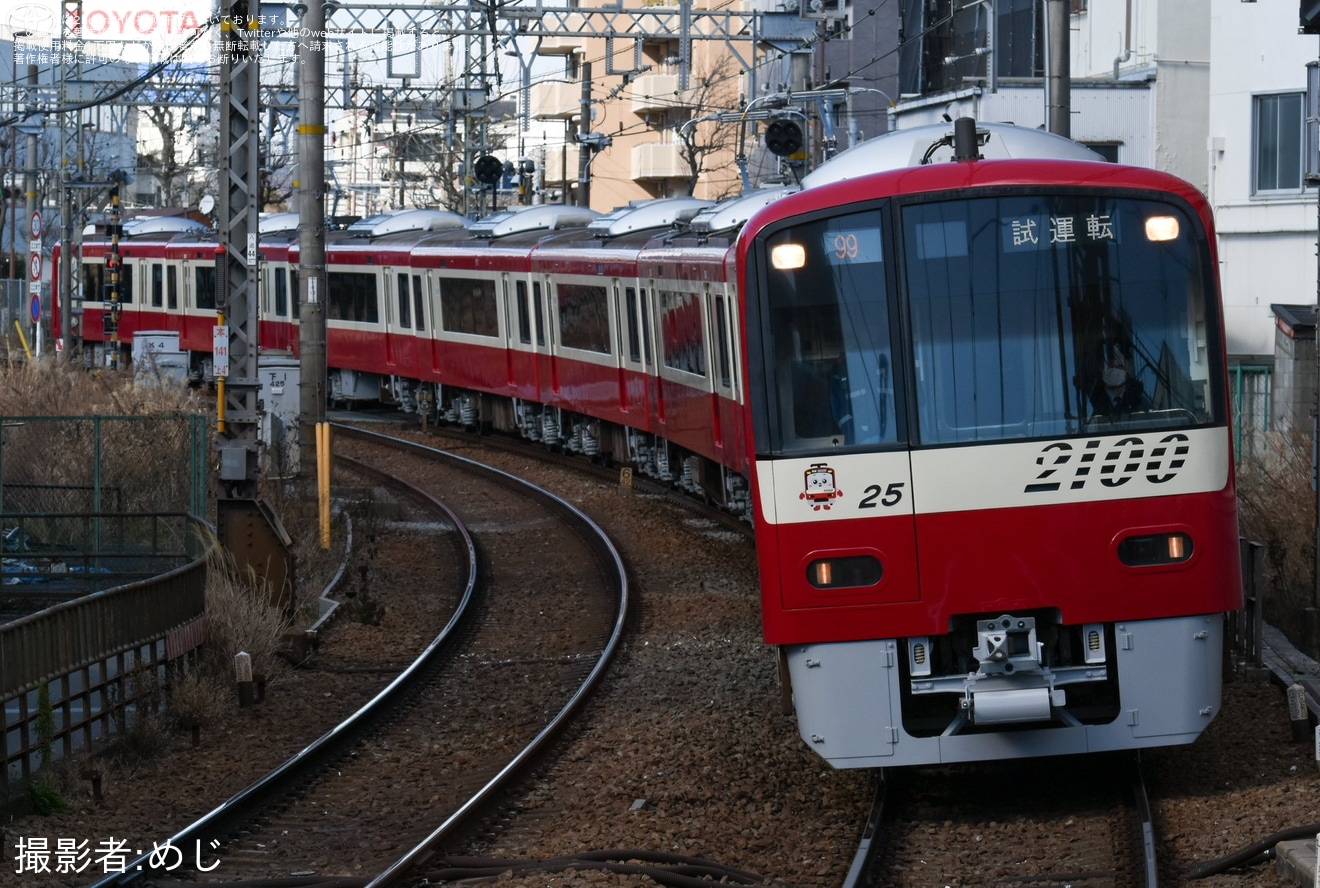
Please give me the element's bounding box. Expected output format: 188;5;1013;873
0;280;29;358
0;415;209;592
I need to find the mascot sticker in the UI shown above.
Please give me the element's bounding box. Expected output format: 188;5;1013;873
800;463;842;511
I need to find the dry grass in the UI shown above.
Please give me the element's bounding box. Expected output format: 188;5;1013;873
167;663;236;729
0;352;203;416
199;538;294;685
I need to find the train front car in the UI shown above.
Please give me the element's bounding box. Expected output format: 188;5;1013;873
739;120;1242;768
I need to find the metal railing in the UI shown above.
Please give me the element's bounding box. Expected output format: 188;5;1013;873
0;415;211;805
0;520;209;803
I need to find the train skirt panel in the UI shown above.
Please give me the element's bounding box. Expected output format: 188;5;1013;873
783;613;1223;767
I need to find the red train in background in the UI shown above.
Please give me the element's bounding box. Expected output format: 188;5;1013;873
54;118;1242;767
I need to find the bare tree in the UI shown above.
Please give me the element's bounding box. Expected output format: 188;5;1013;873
136;62;213;206
675;56;743;199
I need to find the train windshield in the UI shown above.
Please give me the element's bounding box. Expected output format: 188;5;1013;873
756;191;1221;455
763;208;901;452
903;193;1220;445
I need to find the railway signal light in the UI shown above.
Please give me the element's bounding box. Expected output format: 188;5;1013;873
765;119;804;158
473;155;503;186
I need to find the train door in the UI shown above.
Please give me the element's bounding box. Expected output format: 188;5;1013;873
382;268;398;367
618;282;652;418
502;274;516;387
643;282;663;422
149;261;164;315
409;270;426;379
274;264;292;351
165;263;181;336
707;284;737;449
118;257;140;341
535;277;558;397
425;270;440;375
513;278;536;395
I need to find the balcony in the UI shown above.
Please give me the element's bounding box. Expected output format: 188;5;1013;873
632;142;688;180
631;73;694;115
531;81;579;120
535;36;584;56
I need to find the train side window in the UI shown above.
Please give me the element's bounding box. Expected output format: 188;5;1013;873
558;282;611;354
327;271;379;323
412;274;425;331
166;265;178;310
396;273;411;328
516;280;531;344
275;266;288;317
290;269;299;311
533;281;546;347
151;263;163;307
83;264;104;304
624;286;641;363
195;266;216;310
658;289;707;377
116;264;134;304
436;275;498;336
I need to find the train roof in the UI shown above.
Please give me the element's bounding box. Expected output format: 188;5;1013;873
260;212;301;235
469;204;600;238
83;215;212;239
801;121;1104;188
687;187;799;235
346;208;469;238
586;197;714;238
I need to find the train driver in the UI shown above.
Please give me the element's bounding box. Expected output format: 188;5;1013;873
1088;341;1149;416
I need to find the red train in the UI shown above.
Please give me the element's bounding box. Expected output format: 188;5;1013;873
55;118;1242;767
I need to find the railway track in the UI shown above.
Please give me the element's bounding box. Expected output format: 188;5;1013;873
338;407;755;543
846;752;1159;887
87;426;629;887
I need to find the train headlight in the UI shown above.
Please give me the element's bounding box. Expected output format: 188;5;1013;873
1116;532;1193;566
771;243;806;270
1144;215;1180;242
807;555;882;589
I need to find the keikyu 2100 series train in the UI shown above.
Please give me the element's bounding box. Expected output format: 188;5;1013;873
55;118;1242;767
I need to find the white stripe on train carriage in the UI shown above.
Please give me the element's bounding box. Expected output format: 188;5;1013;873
755;427;1229;525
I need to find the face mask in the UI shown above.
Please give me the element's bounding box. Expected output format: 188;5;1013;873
1102;367;1127;387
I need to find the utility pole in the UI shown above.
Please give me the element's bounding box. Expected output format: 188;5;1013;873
577;61;591;209
60;0;82;363
298;0;328;475
25;63;39;350
1309;55;1320;654
215;0;262;499
215;0;295;612
1044;0;1070;137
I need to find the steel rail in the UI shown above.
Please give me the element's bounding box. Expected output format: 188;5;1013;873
332;424;632;887
85;449;480;887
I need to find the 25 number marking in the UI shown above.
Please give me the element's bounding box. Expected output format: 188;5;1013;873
858;482;905;508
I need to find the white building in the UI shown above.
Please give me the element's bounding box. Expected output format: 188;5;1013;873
889;0;1319;440
1208;1;1319;363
